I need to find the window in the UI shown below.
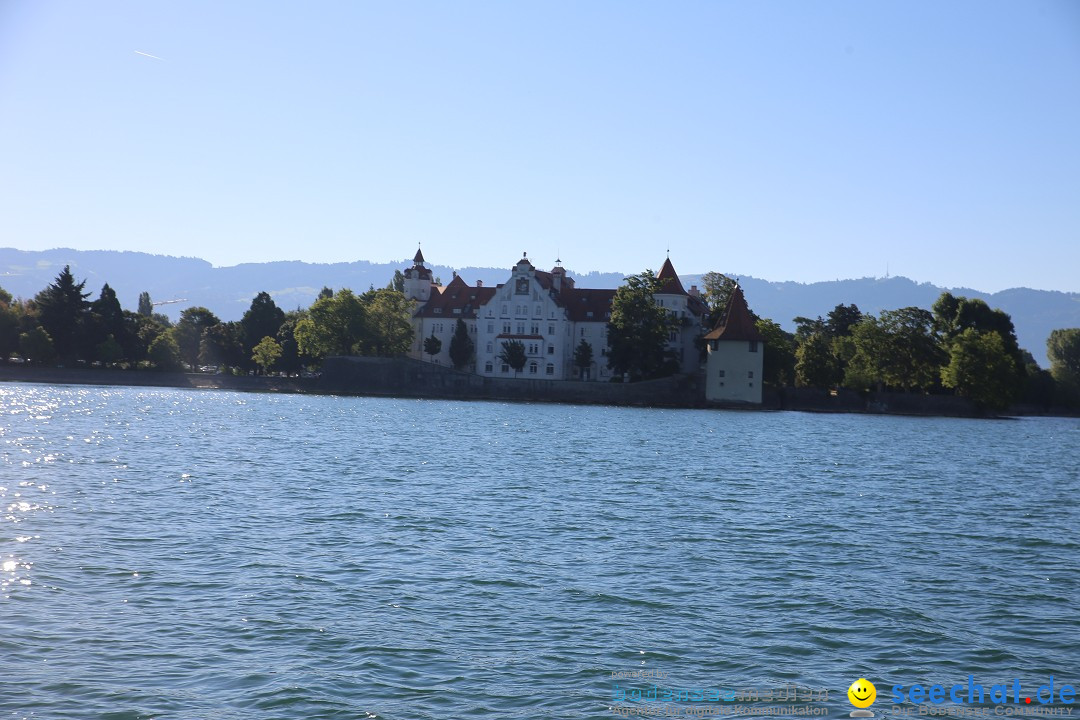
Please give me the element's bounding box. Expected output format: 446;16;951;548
546;364;554;375
434;307;442;314
452;308;461;315
486;343;493;353
669;331;678;342
548;325;554;335
502;322;511;334
501;304;507;315
580;328;585;337
749;340;758;353
748;371;754;379
516;323;525;334
534;305;541;316
501;364;509;373
749;382;753;388
530;324;539;334
718;369;726;377
586;311;593;318
529;363;538;374
547;345;554;355
485;362;493;373
487;323;494;333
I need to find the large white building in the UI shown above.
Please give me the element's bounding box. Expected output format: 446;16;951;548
404;248;762;401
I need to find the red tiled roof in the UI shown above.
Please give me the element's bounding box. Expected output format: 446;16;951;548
560;288;616;322
703;285;763;341
414;278;496;319
657;257;687;295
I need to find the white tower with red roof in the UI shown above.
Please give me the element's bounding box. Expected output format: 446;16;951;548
403;247;434;302
704;284;764;403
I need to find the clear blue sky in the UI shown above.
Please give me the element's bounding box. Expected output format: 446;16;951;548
2;1;1078;292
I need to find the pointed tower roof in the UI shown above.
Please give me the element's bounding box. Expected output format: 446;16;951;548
704;285;763;341
656;257;687;295
413;247;426;265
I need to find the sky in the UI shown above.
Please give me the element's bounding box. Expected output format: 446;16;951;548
1;1;1078;293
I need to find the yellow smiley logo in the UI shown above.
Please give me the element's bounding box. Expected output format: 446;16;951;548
848;678;877;708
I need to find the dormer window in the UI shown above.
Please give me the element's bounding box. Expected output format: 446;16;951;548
434;308;442;314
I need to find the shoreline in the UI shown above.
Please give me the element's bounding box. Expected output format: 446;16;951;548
0;363;1076;419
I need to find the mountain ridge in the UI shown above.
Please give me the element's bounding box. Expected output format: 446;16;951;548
2;247;1076;366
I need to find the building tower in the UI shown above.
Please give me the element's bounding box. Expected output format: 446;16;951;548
704;284;764;403
403;247;433;302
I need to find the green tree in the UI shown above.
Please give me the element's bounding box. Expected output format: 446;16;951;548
19;326;56;365
1019;349;1058;409
148;332;182;371
825;303;863;337
294;289;366;360
756;318;796;387
132;313;171;365
202;321;246;370
795;332;840;388
1047;329;1080;385
448;318;474;370
34;265;91;362
700;272;737;327
252;336;283;375
361;288;414;357
88;283;129;363
878;307;944;391
0;298;19;362
391;270;405;293
793;315;827;343
241;292;285;359
423;332;442;361
933;292;1024;384
498;339;527;377
941;329;1020;412
606;270;673;380
137;291;154;317
1047;328;1080;404
174;307;221;371
573;339;594;380
95;335;123;365
275;311;307;376
843;317;890;391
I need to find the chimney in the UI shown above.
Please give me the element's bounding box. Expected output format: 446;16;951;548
477;280;483;287
689;285;699;298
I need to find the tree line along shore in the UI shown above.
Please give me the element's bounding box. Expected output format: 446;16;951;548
1;265;1078;414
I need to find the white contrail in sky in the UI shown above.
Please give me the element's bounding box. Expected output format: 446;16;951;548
134;50;163;60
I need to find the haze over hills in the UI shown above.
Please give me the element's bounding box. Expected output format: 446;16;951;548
2;247;1077;367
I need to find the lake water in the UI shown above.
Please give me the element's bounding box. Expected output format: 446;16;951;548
1;382;1078;719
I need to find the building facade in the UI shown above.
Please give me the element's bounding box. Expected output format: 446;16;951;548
405;249;761;400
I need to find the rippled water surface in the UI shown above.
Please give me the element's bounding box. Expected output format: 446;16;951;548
1;383;1078;719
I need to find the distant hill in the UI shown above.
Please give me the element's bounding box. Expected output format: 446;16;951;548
2;247;1077;366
